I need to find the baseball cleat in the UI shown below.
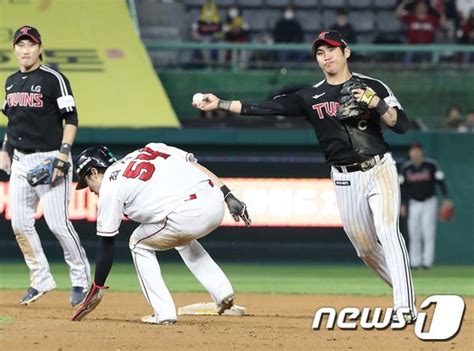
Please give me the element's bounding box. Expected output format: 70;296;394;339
141;314;177;325
70;286;88;307
19;287;48;305
392;310;417;325
217;294;234;315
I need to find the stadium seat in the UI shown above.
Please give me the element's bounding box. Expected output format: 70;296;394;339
293;0;319;8
321;0;345;9
373;0;398;9
298;11;321;33
237;0;265;7
214;0;235;6
356;33;375;44
375;11;403;32
265;0;291;7
348;0;372;9
321;10;338;29
243;9;268;31
184;0;207;6
349;11;375;32
264;9;283;29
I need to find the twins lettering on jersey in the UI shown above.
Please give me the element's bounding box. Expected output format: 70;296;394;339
312;101;340;119
6;92;43;108
406;170;432;182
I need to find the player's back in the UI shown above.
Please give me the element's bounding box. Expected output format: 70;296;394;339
100;143;209;224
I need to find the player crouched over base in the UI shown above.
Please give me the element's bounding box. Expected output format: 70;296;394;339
71;143;251;324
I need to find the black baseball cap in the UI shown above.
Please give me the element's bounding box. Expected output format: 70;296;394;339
13;25;42;45
312;30;348;55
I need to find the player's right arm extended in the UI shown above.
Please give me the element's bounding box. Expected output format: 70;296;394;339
195;93;304;116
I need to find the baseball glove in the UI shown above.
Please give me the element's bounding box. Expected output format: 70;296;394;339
71;282;109;321
26;157;70;187
336;76;375;120
224;193;251;227
439;201;455;221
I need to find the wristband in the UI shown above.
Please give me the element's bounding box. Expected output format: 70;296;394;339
217;99;231;111
1;141;7;152
375;99;389;116
220;185;231;198
59;143;71;155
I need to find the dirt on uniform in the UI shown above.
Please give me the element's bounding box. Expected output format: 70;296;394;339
0;291;472;350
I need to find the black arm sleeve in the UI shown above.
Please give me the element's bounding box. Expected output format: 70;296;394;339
241;94;306;117
437;179;448;198
94;236;115;286
64;112;78;126
241;100;287;116
399;170;409;206
389;108;410;134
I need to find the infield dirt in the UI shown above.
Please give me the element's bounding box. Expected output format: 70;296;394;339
1;291;472;350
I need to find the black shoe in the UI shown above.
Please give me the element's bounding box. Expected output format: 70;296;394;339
422;265;431;270
19;287;47;305
70;286;88;307
217;294;234;315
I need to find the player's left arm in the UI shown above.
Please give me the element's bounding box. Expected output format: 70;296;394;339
353;81;409;133
433;162;452;205
52;73;79;182
192;162;251;227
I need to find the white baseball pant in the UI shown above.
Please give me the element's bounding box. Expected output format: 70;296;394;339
129;180;233;322
9;149;91;292
331;153;416;315
407;196;438;268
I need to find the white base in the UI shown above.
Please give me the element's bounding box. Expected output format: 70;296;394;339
178;302;246;316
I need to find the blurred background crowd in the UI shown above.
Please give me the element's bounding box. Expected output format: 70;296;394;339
135;0;474;132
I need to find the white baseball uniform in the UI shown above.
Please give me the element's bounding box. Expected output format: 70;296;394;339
96;143;233;321
331;153;416;315
9;150;91;292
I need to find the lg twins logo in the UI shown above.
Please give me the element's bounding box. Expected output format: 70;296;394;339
312;295;465;341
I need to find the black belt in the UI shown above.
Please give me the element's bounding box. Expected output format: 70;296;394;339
333;154;384;173
16;148;49;155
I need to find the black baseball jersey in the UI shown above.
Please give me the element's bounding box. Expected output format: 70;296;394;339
399;158;448;202
242;72;407;165
2;64;78;151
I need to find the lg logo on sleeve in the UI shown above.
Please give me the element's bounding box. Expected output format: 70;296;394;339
312;295;465;341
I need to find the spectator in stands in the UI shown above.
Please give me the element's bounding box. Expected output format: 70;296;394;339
273;5;305;63
396;0;445;62
223;4;250;68
435;0;460;41
330;9;357;44
465;111;474;132
191;1;224;66
457;8;474;63
443;105;467;132
457;0;474;21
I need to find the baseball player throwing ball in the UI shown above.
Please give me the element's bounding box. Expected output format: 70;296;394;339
193;30;417;323
71;143;250;324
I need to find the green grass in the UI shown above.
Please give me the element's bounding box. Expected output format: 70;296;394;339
1;262;473;296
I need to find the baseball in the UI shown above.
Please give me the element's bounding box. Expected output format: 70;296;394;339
192;93;204;104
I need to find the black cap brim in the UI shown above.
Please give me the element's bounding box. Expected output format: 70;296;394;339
14;33;41;45
76;178;88;190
